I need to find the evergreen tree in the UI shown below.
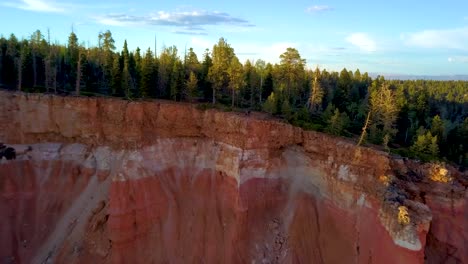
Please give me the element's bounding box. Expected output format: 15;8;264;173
261;63;274;101
140;48;155;98
186;71;198;102
255;59;267;103
121;40;133;98
170;59;184;101
100;30;115;94
277;48;305;103
411;131;439;160
281;98;293;118
68;31;79;89
243;59;259;108
228;56;245;107
263;92;277;114
430;115;445;141
208;38;234;104
111;54;121;96
30;30;44;88
364;83;399;145
308;67;324;113
326;109;349;136
158;45;178;98
200;49;212;100
185;47;200;74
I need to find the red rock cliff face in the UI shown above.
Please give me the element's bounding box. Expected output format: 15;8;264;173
0;91;466;264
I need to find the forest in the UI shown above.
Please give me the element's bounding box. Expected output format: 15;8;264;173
0;30;467;168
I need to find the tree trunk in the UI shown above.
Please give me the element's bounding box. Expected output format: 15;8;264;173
16;58;22;91
45;60;50;93
357;111;371;146
250;85;254;108
32;52;37;87
53;66;57;94
75;51;81;95
259;76;263;103
0;54;3;85
232;89;235;108
212;87;216;104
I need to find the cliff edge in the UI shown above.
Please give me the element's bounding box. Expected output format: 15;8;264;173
0;91;466;263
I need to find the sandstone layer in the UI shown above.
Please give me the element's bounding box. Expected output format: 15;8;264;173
0;91;466;263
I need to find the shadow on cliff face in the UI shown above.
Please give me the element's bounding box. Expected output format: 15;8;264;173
0;143;16;160
425;229;461;264
0;144;112;264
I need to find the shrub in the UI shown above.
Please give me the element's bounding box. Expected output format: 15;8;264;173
428;162;452;183
398;206;410;225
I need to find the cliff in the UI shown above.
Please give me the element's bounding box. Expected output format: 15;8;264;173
0;91;466;263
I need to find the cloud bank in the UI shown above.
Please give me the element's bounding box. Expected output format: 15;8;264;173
94;10;253;34
448;56;468;63
404;27;468;50
345;33;377;52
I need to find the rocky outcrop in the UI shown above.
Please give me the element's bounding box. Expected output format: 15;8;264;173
0;91;466;263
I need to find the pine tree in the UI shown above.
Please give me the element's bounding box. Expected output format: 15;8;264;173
140;48;154;98
277;48;305;103
30;30;44;88
121;62;132;98
228;56;245;107
308;67;324;113
68;31;79;88
208;38;234;104
326;109;349;136
411;131;439;160
255;59;266;103
170;59;184;101
243;59;259;108
360;83;399;145
121;40;133;98
45;44;58;93
185;47;200;74
186;71;198;102
111;54;121;96
75;47;86;95
429;134;439;158
100;30;115;94
263;92;277;114
158;46;178;98
281;98;292;118
430;115;445;141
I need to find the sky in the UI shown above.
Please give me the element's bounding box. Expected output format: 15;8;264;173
0;0;467;76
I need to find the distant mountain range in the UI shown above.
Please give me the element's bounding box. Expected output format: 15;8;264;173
369;74;468;81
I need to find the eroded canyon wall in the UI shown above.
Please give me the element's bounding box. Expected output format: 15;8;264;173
0;91;466;263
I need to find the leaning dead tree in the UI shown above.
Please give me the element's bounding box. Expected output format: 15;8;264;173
357;111;372;146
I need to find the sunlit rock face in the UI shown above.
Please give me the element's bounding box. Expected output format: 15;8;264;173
0;91;466;264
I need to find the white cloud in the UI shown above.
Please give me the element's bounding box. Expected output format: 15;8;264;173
190;37;214;49
404;27;468;50
306;5;334;13
448;56;468;63
94;14;137;27
345;33;377;52
2;0;118;13
2;0;65;12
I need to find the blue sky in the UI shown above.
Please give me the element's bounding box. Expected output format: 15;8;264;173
1;0;467;75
